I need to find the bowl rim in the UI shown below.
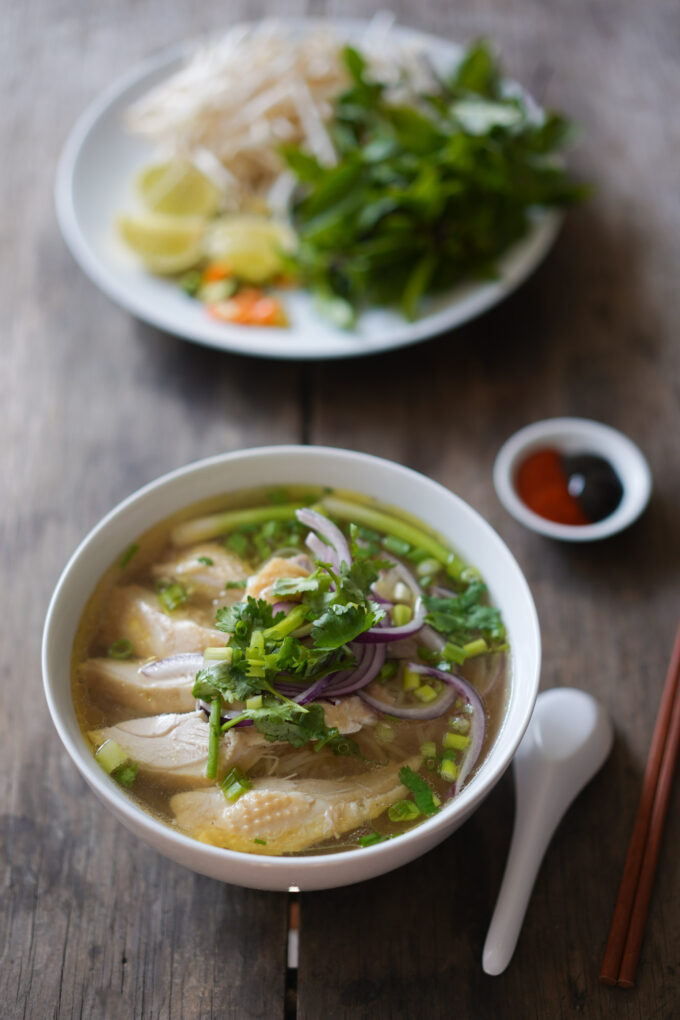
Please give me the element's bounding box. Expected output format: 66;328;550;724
493;417;652;542
42;445;540;883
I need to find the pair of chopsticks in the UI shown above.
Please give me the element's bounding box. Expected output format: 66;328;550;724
600;623;680;988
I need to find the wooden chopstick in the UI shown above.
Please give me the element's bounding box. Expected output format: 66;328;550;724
599;622;680;987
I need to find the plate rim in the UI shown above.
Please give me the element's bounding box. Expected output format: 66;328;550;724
55;18;564;361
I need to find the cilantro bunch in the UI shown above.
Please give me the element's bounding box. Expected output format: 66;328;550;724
193;558;386;751
282;41;586;323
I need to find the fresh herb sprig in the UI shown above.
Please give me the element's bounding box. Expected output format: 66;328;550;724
192;554;386;755
282;41;586;323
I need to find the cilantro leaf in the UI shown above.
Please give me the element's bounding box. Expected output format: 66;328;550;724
192;660;263;702
215;597;281;639
311;602;382;650
248;702;332;747
423;581;506;644
398;766;439;816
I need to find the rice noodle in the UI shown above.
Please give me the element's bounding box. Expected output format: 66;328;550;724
125;17;441;206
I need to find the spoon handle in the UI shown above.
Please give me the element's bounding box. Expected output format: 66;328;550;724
482;782;557;976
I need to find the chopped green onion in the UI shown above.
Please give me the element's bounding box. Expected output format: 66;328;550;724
382;535;411;557
388;799;421;822
246;695;263;710
413;684;438;703
463;638;488;657
406;547;429;564
156;581;188;612
197;555;214;566
107;638;132;660
321;496;467;579
419;576;434;589
442;641;467;666
444;731;471;751
206;697;221;780
392;582;412;603
112;762;138;788
416;557;441;578
118;543;139;569
440;758;459;782
375;722;395;743
95;739;128;774
225;579;247;590
253;837;267;846
221;766;252;802
402;668;421;691
172;503;306;547
420;741;437;759
203;646;232;662
391;604;412;627
264;604;308;640
358;832;387;847
448;715;471;734
377;661;398;683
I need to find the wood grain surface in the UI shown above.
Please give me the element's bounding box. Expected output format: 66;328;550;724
1;0;678;1017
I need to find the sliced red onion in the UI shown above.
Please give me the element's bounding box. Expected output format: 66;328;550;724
294;672;332;705
370;586;393;604
196;700;252;728
140;652;204;678
297;507;351;570
305;532;338;571
392;560;423;598
325;643;386;697
358;682;457;721
356;597;426;643
271;601;292;616
407;663;485;792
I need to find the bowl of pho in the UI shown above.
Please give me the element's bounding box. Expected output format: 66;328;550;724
42;446;540;890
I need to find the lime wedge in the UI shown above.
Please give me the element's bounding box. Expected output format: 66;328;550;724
137;161;222;218
203;215;296;284
118;213;204;274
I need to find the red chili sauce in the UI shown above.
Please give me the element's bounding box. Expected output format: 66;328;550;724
515;448;623;526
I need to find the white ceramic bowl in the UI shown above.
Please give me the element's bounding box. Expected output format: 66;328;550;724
493;418;652;542
42;446;540;890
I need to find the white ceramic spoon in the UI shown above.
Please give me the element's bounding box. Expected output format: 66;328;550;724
483;687;614;976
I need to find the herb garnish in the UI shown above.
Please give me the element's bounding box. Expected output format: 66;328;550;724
398;765;440;816
283;42;586;323
422;580;506;646
193;554;387;758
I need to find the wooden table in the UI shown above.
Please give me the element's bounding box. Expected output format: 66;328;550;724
2;0;679;1016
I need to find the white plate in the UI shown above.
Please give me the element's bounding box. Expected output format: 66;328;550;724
55;19;563;361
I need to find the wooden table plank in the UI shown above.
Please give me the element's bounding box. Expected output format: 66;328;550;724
0;3;308;1017
299;0;680;1016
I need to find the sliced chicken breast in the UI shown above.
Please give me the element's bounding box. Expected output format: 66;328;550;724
79;658;197;715
151;543;249;599
98;585;226;659
245;555;310;603
170;755;422;854
88;697;376;785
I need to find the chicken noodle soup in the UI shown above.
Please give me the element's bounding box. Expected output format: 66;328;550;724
73;487;509;855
